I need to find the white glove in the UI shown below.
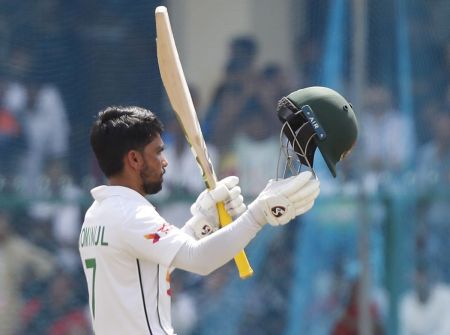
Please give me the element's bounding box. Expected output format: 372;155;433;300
248;171;320;226
185;176;246;239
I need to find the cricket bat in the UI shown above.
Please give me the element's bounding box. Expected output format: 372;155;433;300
155;6;253;279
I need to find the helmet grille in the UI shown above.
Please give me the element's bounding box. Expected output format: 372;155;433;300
276;97;320;178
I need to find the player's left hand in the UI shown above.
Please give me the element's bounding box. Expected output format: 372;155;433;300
186;176;246;239
248;171;320;226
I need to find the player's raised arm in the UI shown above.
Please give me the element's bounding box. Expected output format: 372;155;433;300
172;85;359;276
171;171;320;275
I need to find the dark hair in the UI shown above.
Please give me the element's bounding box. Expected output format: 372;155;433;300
90;106;164;177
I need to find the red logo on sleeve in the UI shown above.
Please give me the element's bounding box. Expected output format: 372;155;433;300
144;223;172;244
157;223;171;234
144;233;160;244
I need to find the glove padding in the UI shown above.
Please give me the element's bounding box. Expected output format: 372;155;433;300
186;176;246;239
248;171;320;226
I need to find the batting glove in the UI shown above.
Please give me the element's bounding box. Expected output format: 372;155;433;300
185;176;246;239
248;171;320;226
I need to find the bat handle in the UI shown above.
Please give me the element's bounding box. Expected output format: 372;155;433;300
216;202;254;279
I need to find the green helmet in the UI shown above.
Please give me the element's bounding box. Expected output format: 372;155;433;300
277;86;358;177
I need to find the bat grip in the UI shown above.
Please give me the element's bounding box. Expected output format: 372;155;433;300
216;202;254;279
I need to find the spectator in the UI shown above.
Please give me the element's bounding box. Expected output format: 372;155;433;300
416;105;450;192
0;209;55;335
331;278;385;335
222;101;279;199
228;35;259;70
257;63;294;136
358;85;415;191
304;266;351;335
3;46;34;114
0;75;22;179
171;271;198;335
203;36;260;151
0;46;34;184
19;74;70;194
416;107;450;280
27;158;83;272
4;67;70;194
399;262;450;335
204;61;290;200
239;229;296;335
294;35;322;87
21;269;91;335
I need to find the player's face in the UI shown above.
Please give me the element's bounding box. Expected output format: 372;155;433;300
139;134;168;195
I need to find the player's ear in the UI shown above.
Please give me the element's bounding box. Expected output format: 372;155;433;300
125;150;144;170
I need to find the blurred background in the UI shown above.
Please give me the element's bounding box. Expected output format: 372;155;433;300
0;0;449;334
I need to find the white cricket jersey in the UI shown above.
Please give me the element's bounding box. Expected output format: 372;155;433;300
79;185;189;335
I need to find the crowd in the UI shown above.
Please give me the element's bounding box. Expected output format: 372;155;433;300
0;1;449;334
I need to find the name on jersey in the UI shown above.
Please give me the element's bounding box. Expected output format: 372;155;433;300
79;225;109;248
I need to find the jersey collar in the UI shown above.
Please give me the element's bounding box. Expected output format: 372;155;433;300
91;185;153;206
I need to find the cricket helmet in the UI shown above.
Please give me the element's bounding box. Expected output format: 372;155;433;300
277;86;358;177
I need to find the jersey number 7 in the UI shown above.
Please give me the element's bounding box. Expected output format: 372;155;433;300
85;258;97;318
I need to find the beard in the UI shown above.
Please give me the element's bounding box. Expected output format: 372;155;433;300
143;179;162;195
140;163;164;195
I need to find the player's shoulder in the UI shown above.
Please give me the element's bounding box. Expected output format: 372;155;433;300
85;185;154;224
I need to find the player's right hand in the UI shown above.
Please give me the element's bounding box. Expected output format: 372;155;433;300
187;176;246;239
192;176;246;217
248;171;320;226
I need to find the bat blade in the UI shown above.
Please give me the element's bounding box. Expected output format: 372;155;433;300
155;6;253;279
155;6;215;188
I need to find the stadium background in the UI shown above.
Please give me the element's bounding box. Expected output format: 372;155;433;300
0;0;449;334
